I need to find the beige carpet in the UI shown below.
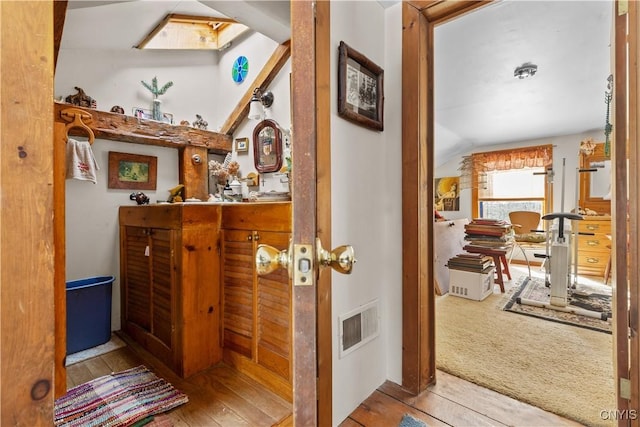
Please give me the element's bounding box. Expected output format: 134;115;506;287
436;288;615;427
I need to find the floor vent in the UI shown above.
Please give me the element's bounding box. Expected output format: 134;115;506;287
339;300;379;358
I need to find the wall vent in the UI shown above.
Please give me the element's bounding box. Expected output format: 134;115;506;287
339;299;379;358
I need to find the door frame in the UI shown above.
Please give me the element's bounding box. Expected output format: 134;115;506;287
401;2;640;420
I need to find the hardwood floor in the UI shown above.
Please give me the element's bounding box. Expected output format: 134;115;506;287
66;333;293;427
66;333;581;427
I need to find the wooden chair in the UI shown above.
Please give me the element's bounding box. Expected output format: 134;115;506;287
508;211;547;277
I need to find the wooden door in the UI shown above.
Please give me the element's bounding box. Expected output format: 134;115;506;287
290;1;331;425
0;1;57;423
613;1;639;423
149;228;174;350
122;226;152;331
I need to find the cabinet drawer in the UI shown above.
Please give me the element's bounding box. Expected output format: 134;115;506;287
577;235;609;251
578;220;611;235
577;251;608;272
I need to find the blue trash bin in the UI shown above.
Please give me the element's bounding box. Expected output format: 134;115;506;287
66;276;114;354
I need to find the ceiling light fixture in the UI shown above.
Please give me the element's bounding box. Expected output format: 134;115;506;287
514;63;538;79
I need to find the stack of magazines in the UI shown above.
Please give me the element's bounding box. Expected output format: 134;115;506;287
463;218;512;249
447;253;494;273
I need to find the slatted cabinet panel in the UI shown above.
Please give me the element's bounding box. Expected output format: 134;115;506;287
123;227;152;330
150;229;173;349
221;202;292;401
222;229;255;359
120;205;222;378
257;231;291;381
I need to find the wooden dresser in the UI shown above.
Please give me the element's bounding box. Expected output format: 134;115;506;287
576;215;611;277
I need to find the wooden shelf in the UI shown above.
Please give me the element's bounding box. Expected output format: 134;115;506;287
54;102;232;154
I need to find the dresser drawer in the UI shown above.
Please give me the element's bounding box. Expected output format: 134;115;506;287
577;219;611;235
577;235;609;251
576;251;609;276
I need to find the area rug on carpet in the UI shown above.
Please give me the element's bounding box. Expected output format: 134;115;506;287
54;365;188;427
503;275;612;334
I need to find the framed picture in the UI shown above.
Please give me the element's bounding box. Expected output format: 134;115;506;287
338;41;384;131
435;176;460;211
132;107;173;124
235;137;249;153
108;152;157;190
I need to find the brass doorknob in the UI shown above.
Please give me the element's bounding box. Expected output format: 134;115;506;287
255;244;291;276
316;238;356;274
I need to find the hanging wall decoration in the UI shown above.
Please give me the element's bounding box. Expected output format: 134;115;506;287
232;56;249;83
337;41;384;131
435;176;460;211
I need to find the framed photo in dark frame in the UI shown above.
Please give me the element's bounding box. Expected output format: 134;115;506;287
338;41;384;131
108;151;157;190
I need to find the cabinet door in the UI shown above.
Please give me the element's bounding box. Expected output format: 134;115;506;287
256;231;291;381
222;229;255;358
150;228;174;350
123;226;151;331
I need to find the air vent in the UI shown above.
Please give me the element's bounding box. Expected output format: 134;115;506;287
339;300;379;358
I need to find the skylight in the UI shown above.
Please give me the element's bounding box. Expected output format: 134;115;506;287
136;14;249;50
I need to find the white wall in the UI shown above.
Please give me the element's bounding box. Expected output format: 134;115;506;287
330;2;403;424
56;29;291;332
435;129;605;222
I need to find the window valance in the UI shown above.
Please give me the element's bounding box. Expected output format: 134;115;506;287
472;144;553;171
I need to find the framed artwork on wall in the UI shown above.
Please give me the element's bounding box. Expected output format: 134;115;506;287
435;176;460;211
337;41;384;131
108;151;157;190
235;137;249;153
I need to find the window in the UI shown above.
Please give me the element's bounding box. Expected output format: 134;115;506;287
471;145;552;222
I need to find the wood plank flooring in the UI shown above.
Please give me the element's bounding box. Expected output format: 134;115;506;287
66;335;581;427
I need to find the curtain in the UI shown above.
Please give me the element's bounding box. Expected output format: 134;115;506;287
472;144;553;172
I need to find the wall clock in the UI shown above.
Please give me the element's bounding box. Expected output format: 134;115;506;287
232;56;249;83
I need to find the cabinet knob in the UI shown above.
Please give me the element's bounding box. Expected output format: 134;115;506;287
254;233;260;241
247;234;253;241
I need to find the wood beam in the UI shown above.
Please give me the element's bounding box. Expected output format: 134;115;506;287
219;41;291;136
53;0;67;71
54;102;232;153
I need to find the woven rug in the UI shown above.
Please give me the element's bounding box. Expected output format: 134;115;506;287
503;275;612;333
54;365;188;427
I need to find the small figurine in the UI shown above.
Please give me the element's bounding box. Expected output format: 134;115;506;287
192;114;208;130
168;184;184;203
110;105;125;114
65;87;97;109
180;120;190;126
130;192;150;205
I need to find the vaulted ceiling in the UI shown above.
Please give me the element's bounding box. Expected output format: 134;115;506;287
61;1;612;166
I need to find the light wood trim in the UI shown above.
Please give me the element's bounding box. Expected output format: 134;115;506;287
53;102;232;153
315;1;332;425
419;1;492;23
402;0;492;395
223;348;292;402
290;1;318;425
219;41;291;136
628;1;640;421
402;1;432;394
54;121;67;397
617;1;640;423
1;1;56;423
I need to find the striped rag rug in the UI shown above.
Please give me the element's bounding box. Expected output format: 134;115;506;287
54;365;188;427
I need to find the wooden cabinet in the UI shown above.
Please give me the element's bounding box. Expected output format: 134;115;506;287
576;216;611;277
220;202;292;401
119;204;223;377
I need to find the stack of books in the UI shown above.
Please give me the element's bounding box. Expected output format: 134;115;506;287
464;218;513;249
447;253;494;273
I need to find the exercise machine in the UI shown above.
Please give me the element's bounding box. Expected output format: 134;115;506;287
516;159;608;320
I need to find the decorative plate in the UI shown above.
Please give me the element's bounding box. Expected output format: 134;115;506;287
232;56;249;83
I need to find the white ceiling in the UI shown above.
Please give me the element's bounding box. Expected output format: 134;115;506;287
61;1;613;166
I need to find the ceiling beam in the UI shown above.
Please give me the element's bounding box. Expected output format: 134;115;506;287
53;0;68;71
219;40;291;136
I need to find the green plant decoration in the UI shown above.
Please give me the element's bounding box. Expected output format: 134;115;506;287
141;76;173;121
